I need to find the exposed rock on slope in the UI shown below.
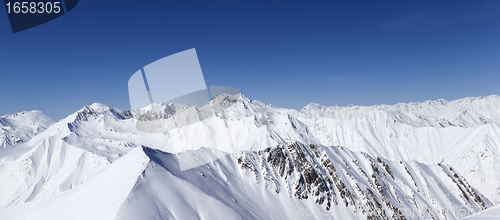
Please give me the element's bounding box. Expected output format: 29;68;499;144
238;142;491;219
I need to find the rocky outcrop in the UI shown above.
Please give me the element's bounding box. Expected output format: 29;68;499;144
238;142;492;219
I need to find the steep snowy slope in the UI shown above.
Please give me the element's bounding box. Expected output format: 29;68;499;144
0;147;149;220
0;111;56;148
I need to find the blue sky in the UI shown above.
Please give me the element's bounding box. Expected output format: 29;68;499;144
1;0;499;119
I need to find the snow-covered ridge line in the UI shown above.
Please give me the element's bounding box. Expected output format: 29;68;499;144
300;95;499;114
297;95;500;127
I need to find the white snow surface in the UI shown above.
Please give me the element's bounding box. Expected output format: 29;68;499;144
0;94;499;219
463;204;500;219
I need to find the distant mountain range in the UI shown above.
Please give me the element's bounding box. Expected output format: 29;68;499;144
0;95;499;220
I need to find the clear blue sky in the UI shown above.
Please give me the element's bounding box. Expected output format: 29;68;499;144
1;0;499;119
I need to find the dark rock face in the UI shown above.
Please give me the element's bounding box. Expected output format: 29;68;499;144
238;142;492;219
75;106;99;122
0;129;23;147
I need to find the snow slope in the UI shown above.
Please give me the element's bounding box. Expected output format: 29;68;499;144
0;147;149;220
463;205;500;219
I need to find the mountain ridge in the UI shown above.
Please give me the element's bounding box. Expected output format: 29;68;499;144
0;94;499;219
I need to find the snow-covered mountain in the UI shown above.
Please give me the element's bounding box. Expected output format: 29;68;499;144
0;95;499;219
0;111;56;148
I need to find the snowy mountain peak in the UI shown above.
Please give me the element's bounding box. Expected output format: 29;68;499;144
60;103;128;124
89;102;111;110
0;110;56;148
